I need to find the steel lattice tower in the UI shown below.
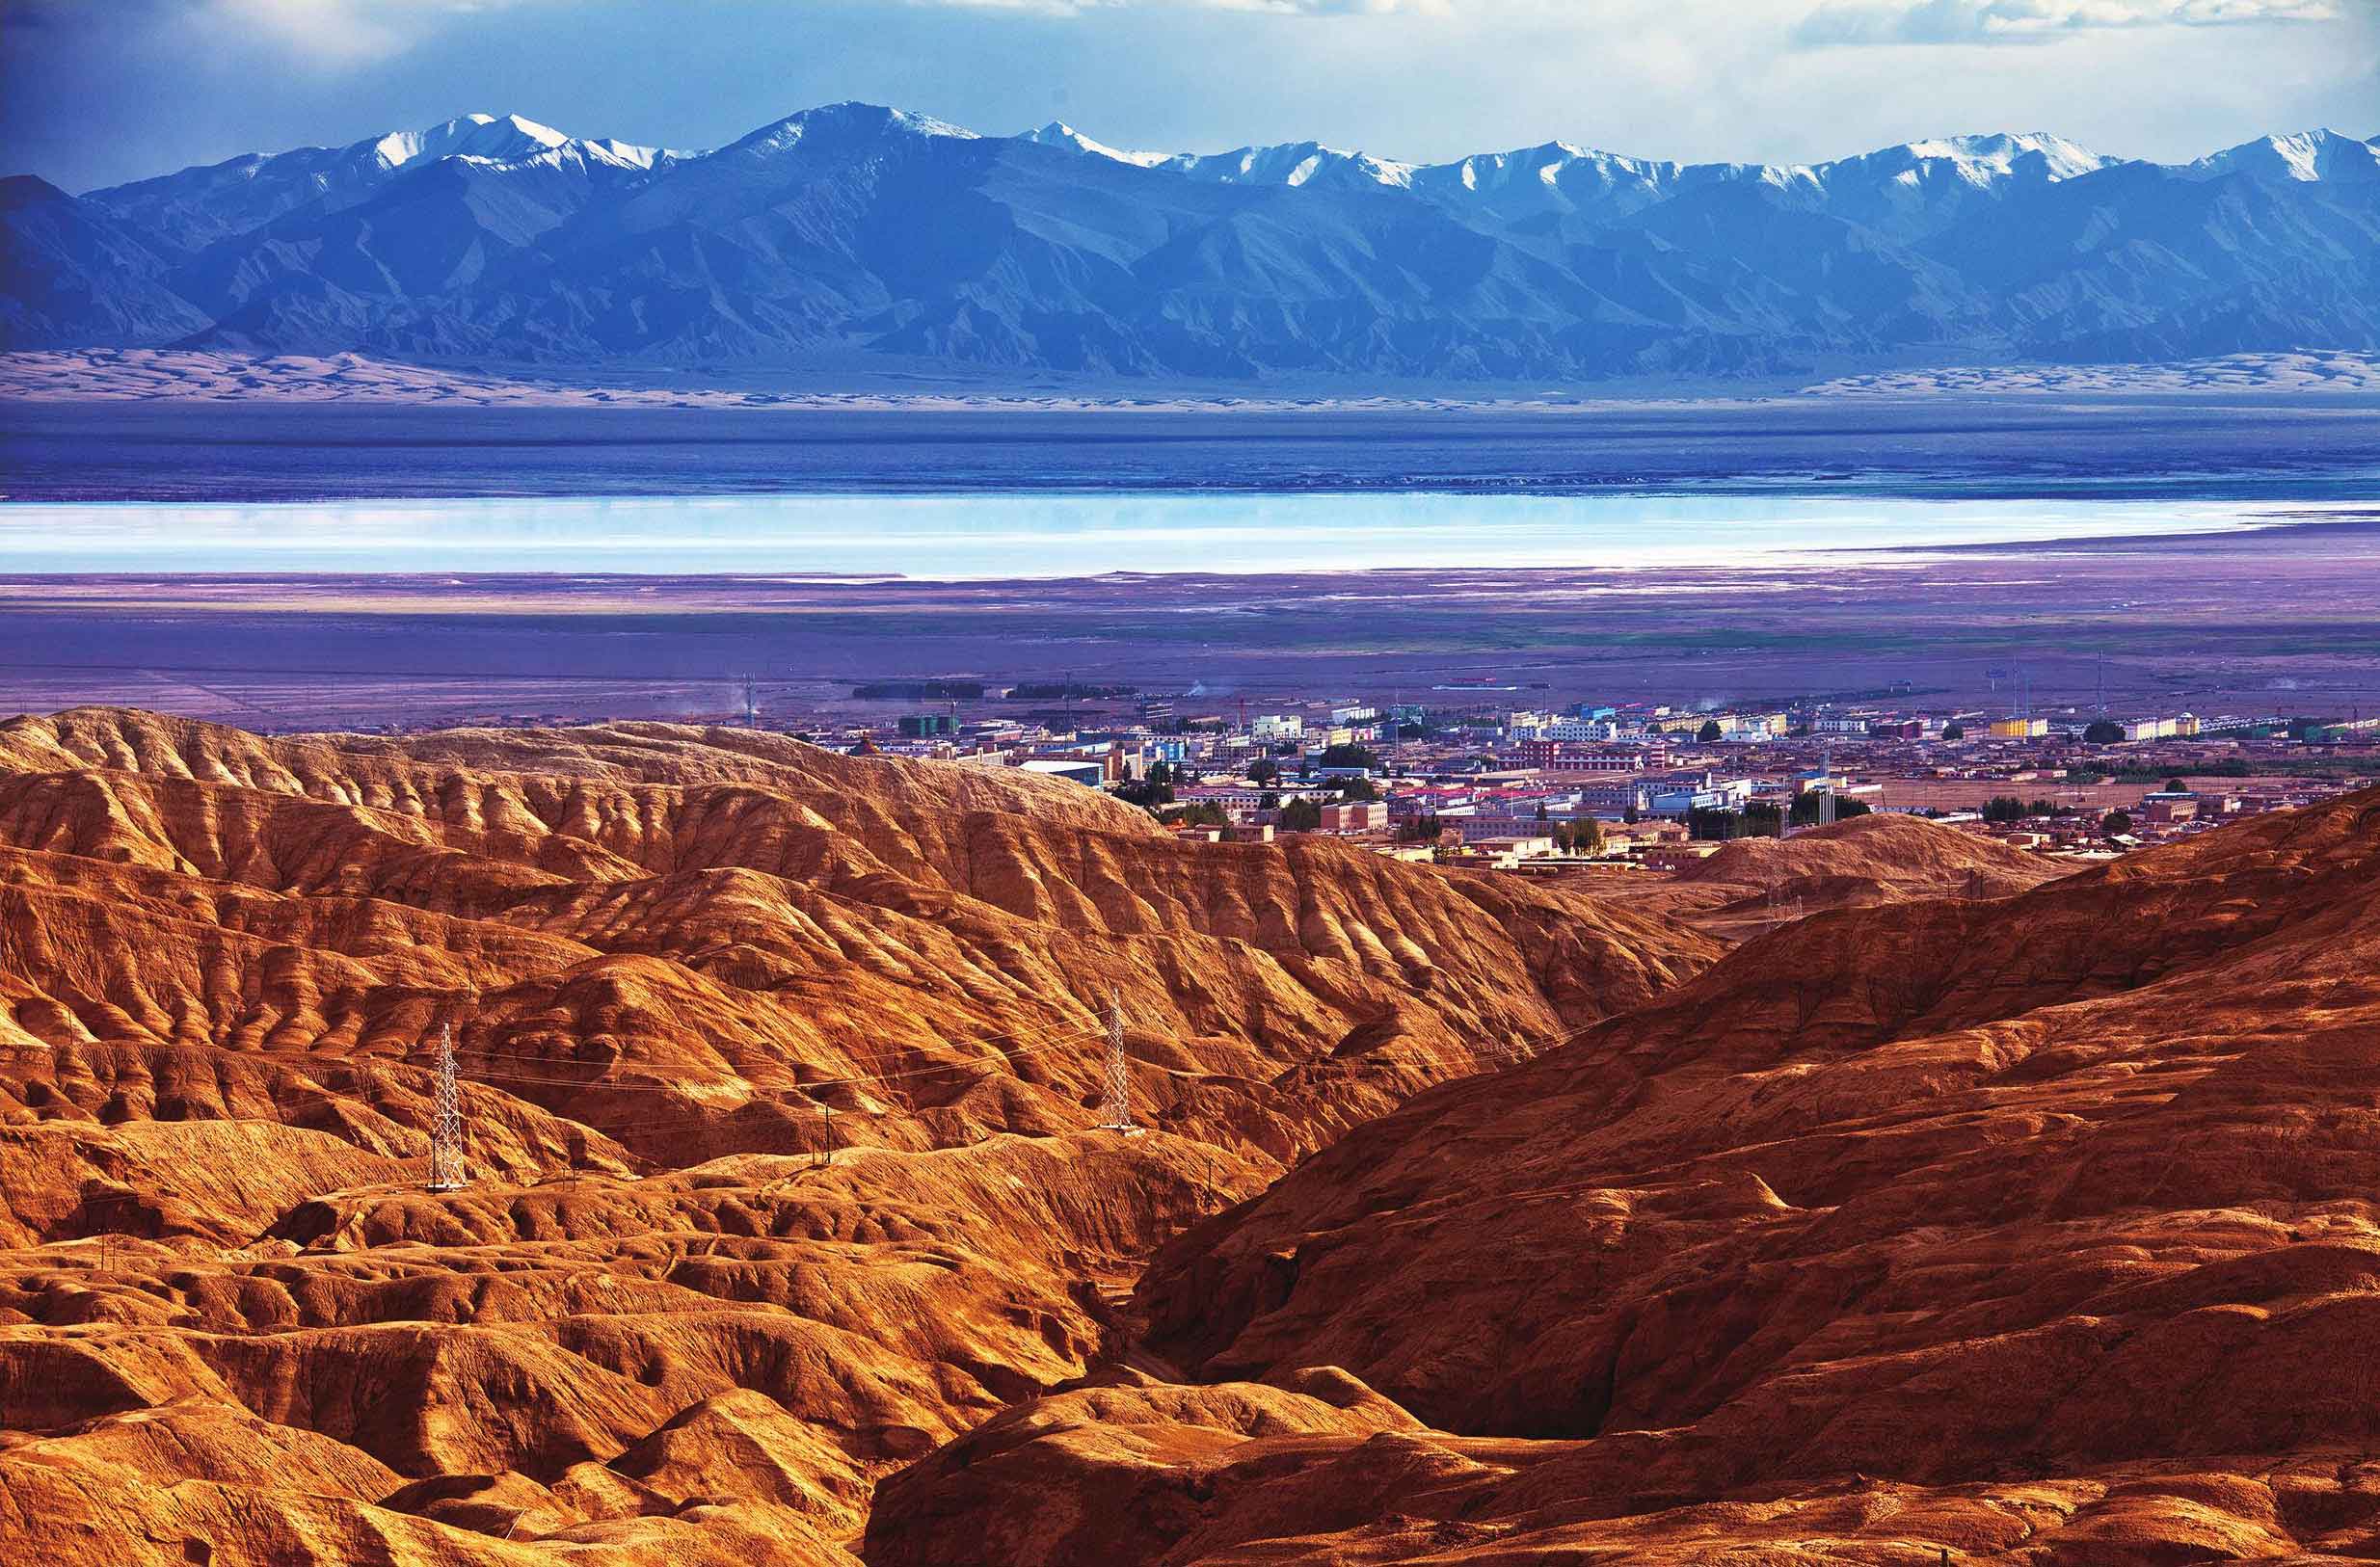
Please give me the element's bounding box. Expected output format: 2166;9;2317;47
427;1023;468;1191
1098;991;1136;1132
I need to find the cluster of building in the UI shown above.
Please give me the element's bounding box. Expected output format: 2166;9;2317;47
797;685;2372;876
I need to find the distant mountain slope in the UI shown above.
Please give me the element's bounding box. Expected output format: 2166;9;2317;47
6;105;2376;380
0;176;212;349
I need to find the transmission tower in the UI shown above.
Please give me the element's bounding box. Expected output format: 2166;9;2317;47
1097;991;1137;1133
427;1023;468;1192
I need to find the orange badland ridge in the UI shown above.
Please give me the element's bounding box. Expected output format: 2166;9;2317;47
0;708;2374;1564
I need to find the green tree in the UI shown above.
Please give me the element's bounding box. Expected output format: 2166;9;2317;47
1687;807;1741;841
2083;720;2124;744
1941;723;1966;741
1789;792;1868;827
1397;813;1444;843
2102;810;2135;836
1336;776;1379;802
1161;802;1227;827
1114;778;1174;810
1318;743;1381;772
1697;719;1724;743
1277;798;1324;832
1981;795;2027;824
1247;757;1280;786
2164;777;2188;793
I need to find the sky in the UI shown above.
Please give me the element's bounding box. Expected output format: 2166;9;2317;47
3;0;2375;193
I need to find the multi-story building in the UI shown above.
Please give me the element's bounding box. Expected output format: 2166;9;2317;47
1570;781;1652;816
1250;714;1303;743
1319;801;1389;833
1647;775;1755;815
1511;741;1670;773
1536;719;1618;742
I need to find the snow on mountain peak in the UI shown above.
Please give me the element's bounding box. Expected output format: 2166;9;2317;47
731;102;979;159
2186;128;2380;183
1853;132;2111;186
371;112;572;172
1021;122;1172;169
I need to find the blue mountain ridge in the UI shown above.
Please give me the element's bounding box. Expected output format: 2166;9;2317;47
6;103;2376;381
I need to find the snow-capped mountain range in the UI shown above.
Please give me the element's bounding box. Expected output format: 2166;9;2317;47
5;103;2376;381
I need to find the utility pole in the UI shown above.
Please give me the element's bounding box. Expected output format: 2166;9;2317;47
1098;991;1137;1133
427;1023;468;1192
814;1102;835;1169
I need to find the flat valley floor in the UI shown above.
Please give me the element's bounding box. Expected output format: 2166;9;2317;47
2;396;2377;727
0;515;2374;730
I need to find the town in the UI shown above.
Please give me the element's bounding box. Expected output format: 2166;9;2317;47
609;680;2380;877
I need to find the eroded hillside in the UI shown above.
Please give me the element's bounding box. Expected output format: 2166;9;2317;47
0;708;1715;1564
865;786;2380;1563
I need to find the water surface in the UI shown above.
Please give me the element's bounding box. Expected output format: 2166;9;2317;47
0;491;2349;576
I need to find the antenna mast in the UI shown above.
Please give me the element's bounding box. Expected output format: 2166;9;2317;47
427;1023;468;1192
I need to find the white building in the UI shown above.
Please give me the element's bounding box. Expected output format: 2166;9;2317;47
1019;759;1105;787
1538;719;1621;743
1250;714;1304;743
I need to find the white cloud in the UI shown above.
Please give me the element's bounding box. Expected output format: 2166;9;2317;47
195;0;540;71
1796;0;2340;46
897;0;1469;13
886;0;2340;30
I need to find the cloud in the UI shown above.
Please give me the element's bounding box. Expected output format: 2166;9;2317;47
208;0;415;66
896;0;1455;13
92;0;546;72
1796;0;2341;46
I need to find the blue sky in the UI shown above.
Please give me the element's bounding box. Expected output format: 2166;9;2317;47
3;0;2375;192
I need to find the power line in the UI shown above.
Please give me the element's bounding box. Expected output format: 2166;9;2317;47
431;1012;1103;1076
439;1025;1103;1098
0;1019;1106;1148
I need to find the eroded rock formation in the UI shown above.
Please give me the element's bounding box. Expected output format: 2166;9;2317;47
973;784;2380;1562
0;709;1712;1563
